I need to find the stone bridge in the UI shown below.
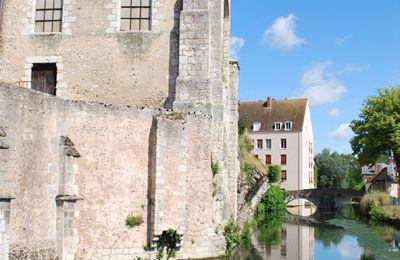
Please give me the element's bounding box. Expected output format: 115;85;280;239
286;188;365;209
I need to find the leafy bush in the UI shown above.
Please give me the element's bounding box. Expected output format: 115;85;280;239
238;115;247;135
224;219;242;254
267;165;281;183
257;186;287;217
126;215;144;228
239;134;267;188
360;192;391;215
156;229;182;259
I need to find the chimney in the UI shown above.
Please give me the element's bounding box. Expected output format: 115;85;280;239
264;96;271;108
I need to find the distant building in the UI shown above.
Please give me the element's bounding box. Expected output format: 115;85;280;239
239;97;315;191
364;158;399;199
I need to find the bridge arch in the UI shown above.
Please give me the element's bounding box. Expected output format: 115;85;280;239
285;189;365;210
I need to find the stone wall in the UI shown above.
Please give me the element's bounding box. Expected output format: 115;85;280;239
0;0;179;108
0;84;224;259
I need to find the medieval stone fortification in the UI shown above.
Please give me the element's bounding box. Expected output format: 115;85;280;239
0;0;239;259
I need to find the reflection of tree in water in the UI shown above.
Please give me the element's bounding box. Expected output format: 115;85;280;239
314;224;346;247
256;215;285;247
359;252;375;260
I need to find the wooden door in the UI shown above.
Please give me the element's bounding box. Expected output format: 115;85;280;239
32;63;57;95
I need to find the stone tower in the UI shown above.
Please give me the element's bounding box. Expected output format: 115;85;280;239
0;0;239;259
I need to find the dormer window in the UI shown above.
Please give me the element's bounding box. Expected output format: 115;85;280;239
274;122;282;131
284;121;293;131
253;122;261;132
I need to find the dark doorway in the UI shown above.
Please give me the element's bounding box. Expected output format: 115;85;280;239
31;63;57;95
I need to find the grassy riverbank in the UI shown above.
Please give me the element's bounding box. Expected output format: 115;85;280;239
360;192;400;224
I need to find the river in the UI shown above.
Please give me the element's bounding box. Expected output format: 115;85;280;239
231;203;400;260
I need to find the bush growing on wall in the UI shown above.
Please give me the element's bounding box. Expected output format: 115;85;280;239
238;115;247;135
257;186;287;217
267;165;281;183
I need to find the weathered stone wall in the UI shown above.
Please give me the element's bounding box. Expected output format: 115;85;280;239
0;84;223;259
0;0;179;108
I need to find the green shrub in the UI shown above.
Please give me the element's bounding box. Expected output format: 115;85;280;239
238;115;247;135
211;161;219;176
267;165;281;183
258;186;287;217
126;215;144;228
224;219;242;254
360;192;391;215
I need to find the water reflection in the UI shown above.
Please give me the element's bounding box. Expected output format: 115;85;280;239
232;204;400;260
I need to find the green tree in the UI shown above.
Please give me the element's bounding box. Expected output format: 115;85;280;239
267;165;281;183
350;86;400;167
238;115;247;136
257;186;287;217
315;149;350;188
344;155;364;190
313;164;318;188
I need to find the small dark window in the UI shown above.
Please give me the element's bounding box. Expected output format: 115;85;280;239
280;139;287;149
31;63;57;95
257;139;263;149
281;170;287;181
121;0;151;31
281;154;287;165
265;155;272;165
266;139;271;149
35;0;63;32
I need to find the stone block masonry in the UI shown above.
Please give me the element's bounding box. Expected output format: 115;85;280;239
0;83;223;259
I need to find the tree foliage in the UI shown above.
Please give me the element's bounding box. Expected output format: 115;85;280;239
350;86;400;167
314;149;362;189
267;165;281;183
257;186;287;217
238;115;247;135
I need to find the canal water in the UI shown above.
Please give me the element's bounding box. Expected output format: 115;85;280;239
231;204;400;260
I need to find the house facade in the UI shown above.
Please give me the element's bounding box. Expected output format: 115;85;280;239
239;97;315;191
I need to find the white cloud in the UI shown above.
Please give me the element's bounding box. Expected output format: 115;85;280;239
230;37;245;60
300;61;348;106
335;34;352;45
336;237;363;259
329;123;353;141
337;64;370;75
328;108;341;117
262;14;305;50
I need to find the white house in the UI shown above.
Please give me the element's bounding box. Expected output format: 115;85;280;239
239;97;315;191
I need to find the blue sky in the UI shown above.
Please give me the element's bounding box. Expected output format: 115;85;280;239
231;0;400;154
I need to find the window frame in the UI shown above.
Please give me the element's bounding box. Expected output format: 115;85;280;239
281;170;287;181
253;122;261;132
120;0;151;31
284;121;292;131
265;154;272;165
265;139;272;149
274;122;282;131
280;154;287;165
35;0;63;33
256;139;263;149
280;138;287;149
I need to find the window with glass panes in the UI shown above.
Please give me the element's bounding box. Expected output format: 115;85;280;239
35;0;63;33
121;0;151;31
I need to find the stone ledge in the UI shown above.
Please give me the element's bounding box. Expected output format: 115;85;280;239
0;191;15;200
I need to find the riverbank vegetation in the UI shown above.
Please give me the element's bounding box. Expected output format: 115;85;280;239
360;192;400;223
257;186;287;218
